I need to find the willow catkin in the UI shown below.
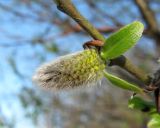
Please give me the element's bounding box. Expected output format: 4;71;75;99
32;49;105;90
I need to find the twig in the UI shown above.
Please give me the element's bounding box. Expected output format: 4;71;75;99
54;0;150;84
134;0;158;34
109;56;151;83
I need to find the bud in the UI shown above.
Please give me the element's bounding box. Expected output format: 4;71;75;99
32;49;105;90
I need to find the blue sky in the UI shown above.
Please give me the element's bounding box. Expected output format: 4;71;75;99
0;1;85;127
0;0;158;127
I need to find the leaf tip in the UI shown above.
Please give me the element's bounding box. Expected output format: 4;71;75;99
133;21;144;32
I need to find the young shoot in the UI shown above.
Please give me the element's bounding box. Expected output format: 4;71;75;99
33;49;105;90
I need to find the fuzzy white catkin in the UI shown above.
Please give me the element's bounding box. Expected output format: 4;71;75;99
32;49;105;90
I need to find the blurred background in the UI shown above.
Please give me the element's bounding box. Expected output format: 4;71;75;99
0;0;160;128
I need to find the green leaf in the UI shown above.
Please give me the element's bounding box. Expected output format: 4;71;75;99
103;71;143;93
101;21;144;60
148;114;160;128
128;96;155;112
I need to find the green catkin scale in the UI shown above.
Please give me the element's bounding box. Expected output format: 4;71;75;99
33;49;105;90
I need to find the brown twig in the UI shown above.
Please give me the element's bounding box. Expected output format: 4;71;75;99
54;0;150;84
134;0;158;34
54;0;105;41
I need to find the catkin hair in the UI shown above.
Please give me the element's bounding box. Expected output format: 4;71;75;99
32;49;105;90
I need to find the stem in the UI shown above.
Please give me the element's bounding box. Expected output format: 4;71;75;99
109;56;150;83
54;0;105;41
54;0;150;84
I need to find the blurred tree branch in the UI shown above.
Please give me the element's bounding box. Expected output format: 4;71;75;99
134;0;158;34
134;0;160;55
1;0;160;127
0;1;153;45
86;0;123;27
